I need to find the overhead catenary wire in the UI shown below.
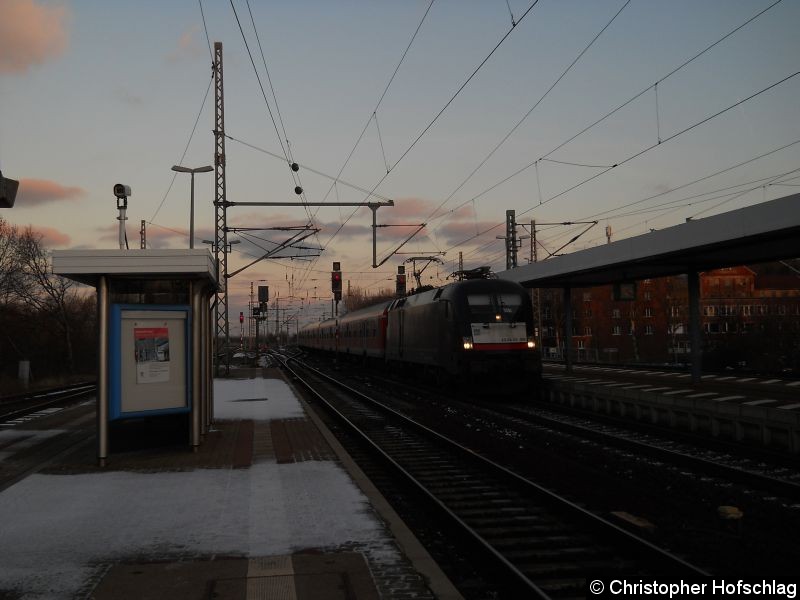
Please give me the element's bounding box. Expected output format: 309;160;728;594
229;0;316;225
494;70;800;235
294;0;436;294
314;0;436;210
441;77;800;257
245;0;294;165
423;0;631;241
335;0;543;270
149;73;214;225
224;134;395;203
232;2;789;303
198;0;213;63
428;0;787;232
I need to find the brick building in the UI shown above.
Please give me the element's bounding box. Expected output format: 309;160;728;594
536;261;800;373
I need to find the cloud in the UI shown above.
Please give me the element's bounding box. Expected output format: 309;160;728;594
432;220;502;247
0;0;69;75
95;223;187;249
384;197;436;219
30;225;70;247
167;25;205;62
17;179;85;206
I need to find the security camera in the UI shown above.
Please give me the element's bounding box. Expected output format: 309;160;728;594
113;183;131;199
0;171;19;208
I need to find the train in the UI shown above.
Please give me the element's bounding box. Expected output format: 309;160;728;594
298;277;542;388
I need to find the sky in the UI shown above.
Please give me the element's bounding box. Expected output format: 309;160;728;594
1;0;799;334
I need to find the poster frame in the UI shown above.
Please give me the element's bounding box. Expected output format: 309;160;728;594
109;304;192;420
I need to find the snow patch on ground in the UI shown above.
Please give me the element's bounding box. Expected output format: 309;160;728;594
213;377;306;421
0;462;384;599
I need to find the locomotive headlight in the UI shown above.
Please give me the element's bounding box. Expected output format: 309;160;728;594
462;337;473;350
527;338;536;349
495;314;502;321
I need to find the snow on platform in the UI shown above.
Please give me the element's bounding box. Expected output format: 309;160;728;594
0;375;398;599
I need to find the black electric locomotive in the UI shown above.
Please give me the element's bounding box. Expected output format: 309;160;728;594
385;278;541;381
299;277;542;386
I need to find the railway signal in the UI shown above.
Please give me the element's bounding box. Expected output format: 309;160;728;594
332;263;342;302
396;265;406;296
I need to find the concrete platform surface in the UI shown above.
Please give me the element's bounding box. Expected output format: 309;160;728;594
0;367;461;600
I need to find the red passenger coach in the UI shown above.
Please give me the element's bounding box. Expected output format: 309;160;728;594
298;301;390;360
338;301;390;359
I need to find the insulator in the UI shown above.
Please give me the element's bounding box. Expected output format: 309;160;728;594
294;186;303;195
291;162;299;172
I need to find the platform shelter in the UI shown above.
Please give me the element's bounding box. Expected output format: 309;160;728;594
52;249;218;465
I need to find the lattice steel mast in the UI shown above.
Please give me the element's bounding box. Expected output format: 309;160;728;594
213;42;230;374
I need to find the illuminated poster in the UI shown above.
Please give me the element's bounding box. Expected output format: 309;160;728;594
134;327;170;384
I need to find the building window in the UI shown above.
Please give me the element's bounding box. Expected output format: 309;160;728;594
645;324;654;335
584;326;592;336
670;306;681;317
644;307;653;317
612;308;621;319
644;291;652;301
612;325;621;336
577;340;585;349
669;323;685;335
583;292;591;302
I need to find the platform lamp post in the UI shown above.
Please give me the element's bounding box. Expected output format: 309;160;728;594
172;165;213;249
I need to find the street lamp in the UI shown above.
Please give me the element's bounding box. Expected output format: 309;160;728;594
172;165;213;248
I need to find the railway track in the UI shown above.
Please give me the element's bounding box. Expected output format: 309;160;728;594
0;382;96;425
478;400;800;499
300;353;800;499
280;354;707;599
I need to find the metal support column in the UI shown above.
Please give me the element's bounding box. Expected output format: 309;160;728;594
563;285;573;374
505;210;517;270
200;290;208;437
208;298;215;426
191;282;202;450
213;41;230;376
97;276;109;466
371;205;378;268
688;269;702;383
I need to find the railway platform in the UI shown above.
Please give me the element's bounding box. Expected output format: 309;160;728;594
0;366;462;600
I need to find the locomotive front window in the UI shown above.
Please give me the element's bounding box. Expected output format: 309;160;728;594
467;294;496;322
498;293;525;321
468;293;525;322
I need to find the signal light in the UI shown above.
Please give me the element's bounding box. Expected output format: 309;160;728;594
396;273;406;296
331;270;342;302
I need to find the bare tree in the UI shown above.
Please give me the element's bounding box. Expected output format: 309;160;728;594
0;216;20;301
13;227;78;374
344;286;395;312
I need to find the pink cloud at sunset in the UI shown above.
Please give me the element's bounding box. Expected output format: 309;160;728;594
167;25;204;62
17;179;85;207
29;225;70;248
0;0;69;75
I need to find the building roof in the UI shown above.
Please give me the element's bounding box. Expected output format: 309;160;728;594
52;249;218;288
499;193;800;288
